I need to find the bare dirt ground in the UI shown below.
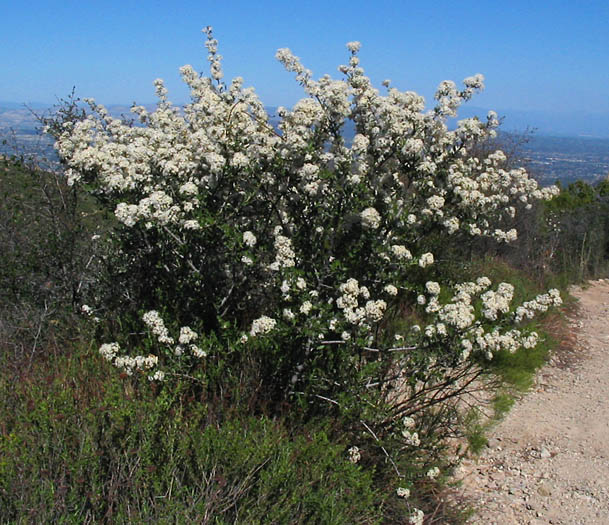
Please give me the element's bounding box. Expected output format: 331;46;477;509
453;279;609;525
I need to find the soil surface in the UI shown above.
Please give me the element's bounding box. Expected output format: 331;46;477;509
454;279;609;525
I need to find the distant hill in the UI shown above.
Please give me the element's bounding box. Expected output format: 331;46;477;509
454;106;609;139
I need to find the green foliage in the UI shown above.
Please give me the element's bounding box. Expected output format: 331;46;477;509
463;408;488;455
547;180;597;211
492;393;515;419
0;156;110;368
596;179;609;197
0;344;382;524
0;157;106;307
540;180;609;281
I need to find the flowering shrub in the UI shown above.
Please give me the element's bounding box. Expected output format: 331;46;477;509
50;28;563;514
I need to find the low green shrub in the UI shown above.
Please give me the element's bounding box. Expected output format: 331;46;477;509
0;345;383;524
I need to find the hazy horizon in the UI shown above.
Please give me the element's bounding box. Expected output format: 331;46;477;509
2;1;608;123
2;99;608;139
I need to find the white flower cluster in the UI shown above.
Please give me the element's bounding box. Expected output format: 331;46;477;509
98;314;207;377
272;234;296;270
348;445;361;464
465;325;539;359
426;466;440;479
426;195;445;211
360;207;381;229
346;41;361;53
141;313;206;359
401;416;420;446
250;315;277;337
173;326;206;358
415;276;557;361
336;278;386;326
480;282;514;320
402;430;421;447
142;310;174;344
99;342;120;362
98;342;159;376
443;216;460;234
384;284;398;296
189;345;207;358
396;487;410;498
81;304;93;315
178;326;198;344
494;228;518;243
243;231;257;247
437;301;475;330
425;281;441;295
391;245;412;260
409;509;425;525
418;253;434;268
514;288;562;322
456;277;492;294
439;153;560;242
351;133;369;153
300;300;313;315
365;299;387;322
148;370;166;382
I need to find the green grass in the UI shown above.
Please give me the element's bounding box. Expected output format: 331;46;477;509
487;330;552;391
492;393;515;420
463;408;489;455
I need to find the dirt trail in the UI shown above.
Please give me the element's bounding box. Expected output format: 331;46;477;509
455;279;609;525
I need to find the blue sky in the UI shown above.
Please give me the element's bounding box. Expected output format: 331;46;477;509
2;0;608;118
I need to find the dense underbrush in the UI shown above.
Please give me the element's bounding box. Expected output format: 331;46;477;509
0;341;382;523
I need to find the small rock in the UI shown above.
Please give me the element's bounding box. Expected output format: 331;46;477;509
538;484;552;497
487;437;502;449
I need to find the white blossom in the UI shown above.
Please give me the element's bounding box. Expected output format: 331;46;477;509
391;245;412;260
243;231;257;247
142;310;174;344
346;41;361;53
384;284;398;296
99;342;120;362
348;446;361;463
409;509;424;525
425;281;441;295
148;370;165;382
178;326;198;344
426;466;440;479
250;315;277;337
419;252;434;268
300;301;313;315
360;207;381;229
396;487;410;498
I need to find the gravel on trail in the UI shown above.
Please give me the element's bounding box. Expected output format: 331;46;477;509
454;279;609;525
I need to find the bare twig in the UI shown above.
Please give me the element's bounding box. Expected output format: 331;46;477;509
360;419;402;478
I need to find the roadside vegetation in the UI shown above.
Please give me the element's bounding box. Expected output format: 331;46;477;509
2;30;609;523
